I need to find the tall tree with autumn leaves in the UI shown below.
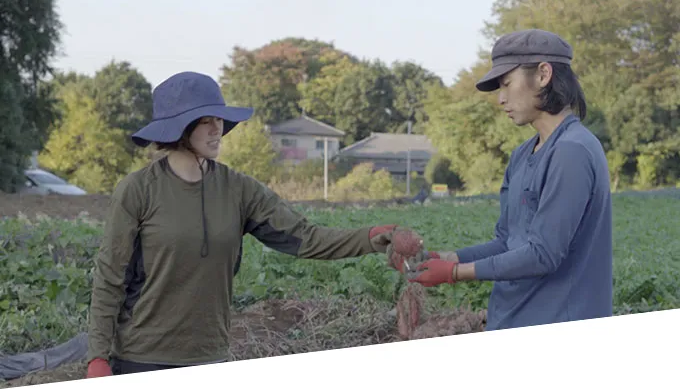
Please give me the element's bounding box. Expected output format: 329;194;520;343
218;38;442;145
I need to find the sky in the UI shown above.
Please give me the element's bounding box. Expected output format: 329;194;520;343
52;0;498;88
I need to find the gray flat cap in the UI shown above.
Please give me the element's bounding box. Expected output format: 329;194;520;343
476;29;574;92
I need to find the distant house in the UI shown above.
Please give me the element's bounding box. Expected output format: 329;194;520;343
335;132;437;178
266;115;345;164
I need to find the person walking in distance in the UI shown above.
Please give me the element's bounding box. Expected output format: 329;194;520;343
404;29;613;331
85;71;416;377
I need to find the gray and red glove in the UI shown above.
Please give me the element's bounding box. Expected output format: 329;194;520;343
86;358;113;378
407;251;461;287
368;225;398;253
369;225;423;254
408;258;458;287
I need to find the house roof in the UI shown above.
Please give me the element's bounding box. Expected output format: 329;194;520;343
337;133;437;161
267;115;345;138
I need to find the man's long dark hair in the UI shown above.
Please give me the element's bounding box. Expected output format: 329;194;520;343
520;62;587;120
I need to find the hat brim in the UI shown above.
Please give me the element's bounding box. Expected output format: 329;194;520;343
475;63;521;92
131;105;255;148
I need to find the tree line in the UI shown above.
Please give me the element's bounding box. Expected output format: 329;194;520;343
1;0;678;196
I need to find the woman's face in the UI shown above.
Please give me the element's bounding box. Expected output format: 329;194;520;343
188;116;224;159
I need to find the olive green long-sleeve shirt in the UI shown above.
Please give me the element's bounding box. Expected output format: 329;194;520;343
87;157;377;365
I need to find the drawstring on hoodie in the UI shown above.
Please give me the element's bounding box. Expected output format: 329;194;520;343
196;156;209;258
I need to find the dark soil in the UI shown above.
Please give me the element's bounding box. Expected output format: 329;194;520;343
0;194;113;221
0;298;486;389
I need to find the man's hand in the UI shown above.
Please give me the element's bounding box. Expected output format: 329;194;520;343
408;258;458;287
387;243;427;273
428;251;460;262
86;358;113;378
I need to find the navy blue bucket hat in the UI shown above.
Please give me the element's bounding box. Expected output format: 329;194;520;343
131;71;254;148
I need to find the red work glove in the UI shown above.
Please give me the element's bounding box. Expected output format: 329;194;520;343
408;258;458;287
86;358;113;378
426;251;440;259
388;248;441;273
368;224;398;253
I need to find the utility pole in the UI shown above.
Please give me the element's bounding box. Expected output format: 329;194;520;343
406;119;412;196
385;106;412;196
324;137;329;200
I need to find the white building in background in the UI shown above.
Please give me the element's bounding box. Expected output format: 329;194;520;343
266;115;345;165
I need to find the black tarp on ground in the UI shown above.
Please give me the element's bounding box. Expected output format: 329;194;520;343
0;333;87;381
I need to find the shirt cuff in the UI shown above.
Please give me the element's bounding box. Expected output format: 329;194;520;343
473;258;496;281
455;248;475;263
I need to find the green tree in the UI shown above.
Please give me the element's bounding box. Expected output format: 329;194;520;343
605;150;627;191
40;71;94;132
329;163;402;202
482;0;680;188
218;119;278;183
274;37;358;78
277;158;348;185
610;0;680;186
332;60;395;144
423;65;534;193
422;0;679;192
298;53;358;126
482;0;637;76
43;64;156;175
387;61;444;135
220;43;305;125
38;82;132;193
90;60;154;167
0;0;63;192
219;39;354;125
634;137;680;189
90;61;153;137
424;154;463;191
0;71;28;192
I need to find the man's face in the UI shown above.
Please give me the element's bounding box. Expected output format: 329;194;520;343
496;65;547;126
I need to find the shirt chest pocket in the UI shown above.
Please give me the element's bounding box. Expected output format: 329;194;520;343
522;189;540;227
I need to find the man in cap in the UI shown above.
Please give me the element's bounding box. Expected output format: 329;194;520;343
404;29;614;331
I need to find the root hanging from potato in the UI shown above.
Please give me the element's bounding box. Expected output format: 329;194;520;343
390;232;487;341
396;282;427;339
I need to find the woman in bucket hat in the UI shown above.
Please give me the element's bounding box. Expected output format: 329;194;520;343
403;29;613;330
85;71;417;377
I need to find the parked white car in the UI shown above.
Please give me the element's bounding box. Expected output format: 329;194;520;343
20;169;87;195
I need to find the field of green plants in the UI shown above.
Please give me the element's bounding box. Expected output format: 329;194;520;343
0;189;680;356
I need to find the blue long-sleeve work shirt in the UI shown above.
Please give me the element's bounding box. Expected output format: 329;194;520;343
457;114;613;331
